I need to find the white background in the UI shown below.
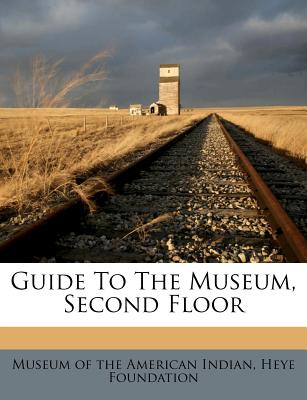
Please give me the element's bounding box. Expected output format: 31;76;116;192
0;263;306;327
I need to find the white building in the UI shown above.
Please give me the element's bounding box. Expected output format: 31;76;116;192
129;104;143;116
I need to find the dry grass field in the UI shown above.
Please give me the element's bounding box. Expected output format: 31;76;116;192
216;106;307;163
0;108;206;215
0;102;305;220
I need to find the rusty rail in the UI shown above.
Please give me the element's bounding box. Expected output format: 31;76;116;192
215;114;307;262
0;117;207;262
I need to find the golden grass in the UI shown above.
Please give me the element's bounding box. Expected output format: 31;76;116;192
14;52;109;108
122;212;176;241
0;110;206;214
216;107;307;162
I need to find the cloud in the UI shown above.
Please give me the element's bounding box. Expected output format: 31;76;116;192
245;13;307;34
228;12;307;74
0;0;90;38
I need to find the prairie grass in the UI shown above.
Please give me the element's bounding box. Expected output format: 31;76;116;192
0;110;206;214
14;52;109;108
217;107;307;162
122;212;176;241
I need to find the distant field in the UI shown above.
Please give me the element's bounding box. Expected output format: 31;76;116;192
0;108;130;133
0;108;128;116
208;105;307;114
0;108;206;214
213;106;307;162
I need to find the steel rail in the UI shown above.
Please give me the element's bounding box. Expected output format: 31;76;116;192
0;117;207;262
215;114;307;262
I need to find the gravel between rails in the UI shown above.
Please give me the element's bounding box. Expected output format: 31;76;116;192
43;116;284;263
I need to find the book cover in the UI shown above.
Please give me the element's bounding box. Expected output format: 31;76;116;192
0;1;306;399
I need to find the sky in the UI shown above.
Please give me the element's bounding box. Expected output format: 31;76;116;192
0;0;307;107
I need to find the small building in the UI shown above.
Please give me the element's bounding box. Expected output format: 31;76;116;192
109;105;119;111
149;102;167;116
129;104;143;116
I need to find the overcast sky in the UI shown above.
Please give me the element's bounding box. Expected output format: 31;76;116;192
0;0;307;107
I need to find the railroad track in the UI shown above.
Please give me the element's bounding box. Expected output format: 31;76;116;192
0;114;306;263
218;116;307;238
